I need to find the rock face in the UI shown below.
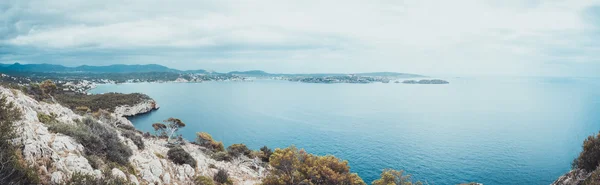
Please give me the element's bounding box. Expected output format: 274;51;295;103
0;86;263;184
114;99;159;117
552;169;590;185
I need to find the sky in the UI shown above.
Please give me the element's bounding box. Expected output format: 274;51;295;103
1;0;599;76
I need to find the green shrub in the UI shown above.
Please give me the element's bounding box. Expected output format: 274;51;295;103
214;169;231;184
372;169;422;185
46;118;132;165
260;146;273;162
573;132;600;172
261;146;365;185
85;155;104;169
37;112;57;124
0;96;40;185
167;147;197;168
196;132;224;152
68;171;134;185
212;151;232;162
227;144;251;158
121;130;145;150
194;175;215;185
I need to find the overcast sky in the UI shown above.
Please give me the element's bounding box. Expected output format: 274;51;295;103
1;0;599;76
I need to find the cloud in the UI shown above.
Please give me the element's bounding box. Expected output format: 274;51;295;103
0;0;599;76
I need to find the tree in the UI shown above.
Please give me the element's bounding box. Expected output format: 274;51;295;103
39;80;57;96
152;117;185;144
164;118;186;143
261;146;365;185
152;123;167;137
372;169;423;185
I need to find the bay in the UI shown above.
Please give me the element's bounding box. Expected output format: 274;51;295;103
90;77;600;184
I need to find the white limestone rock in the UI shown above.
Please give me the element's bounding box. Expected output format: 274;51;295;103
0;86;264;184
51;171;64;184
114;100;159;117
111;168;127;180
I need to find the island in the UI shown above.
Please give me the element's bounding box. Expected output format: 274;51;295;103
402;79;450;84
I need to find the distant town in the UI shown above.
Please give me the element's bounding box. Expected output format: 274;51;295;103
0;63;449;94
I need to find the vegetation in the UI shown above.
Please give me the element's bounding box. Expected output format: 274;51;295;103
259;146;273;162
194;175;215;185
56;93;150;112
46;118;132;165
67;171;134;185
212;151;232;162
214;168;232;185
196;132;225;152
573;131;600;172
372;169;423;185
261;146;365;185
121;130;145;150
0;96;40;185
227;144;252;158
20;80;58;101
152;117;186;144
167;146;197;168
37;112;57;124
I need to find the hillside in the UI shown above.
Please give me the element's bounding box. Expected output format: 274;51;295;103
0;63;424;79
0;86;263;184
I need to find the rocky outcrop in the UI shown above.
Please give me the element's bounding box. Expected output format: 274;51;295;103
0;86;263;184
114;100;160;117
552;169;590;185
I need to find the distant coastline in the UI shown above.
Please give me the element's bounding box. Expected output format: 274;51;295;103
0;62;450;94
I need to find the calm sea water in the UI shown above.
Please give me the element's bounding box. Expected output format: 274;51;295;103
91;77;600;185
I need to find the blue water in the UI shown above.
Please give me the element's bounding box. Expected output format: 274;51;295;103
91;77;600;185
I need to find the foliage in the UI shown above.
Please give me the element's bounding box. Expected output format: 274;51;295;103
67;171;134;185
117;124;136;131
196;132;225;152
583;167;600;185
39;80;58;96
37;112;57;124
573;131;600;172
212;151;232;162
214;169;232;184
259;146;273;162
152;117;186;143
261;146;365;185
372;169;423;185
121;130;145;150
0;96;40;185
194;175;215;185
85;155;104;170
55;92;150;112
46;118;132;165
167;146;197;168
227;143;251;158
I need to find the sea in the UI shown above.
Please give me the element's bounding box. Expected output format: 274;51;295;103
90;77;600;185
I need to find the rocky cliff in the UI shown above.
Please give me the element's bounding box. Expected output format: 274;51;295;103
552;169;592;185
114;100;160;117
0;86;263;185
